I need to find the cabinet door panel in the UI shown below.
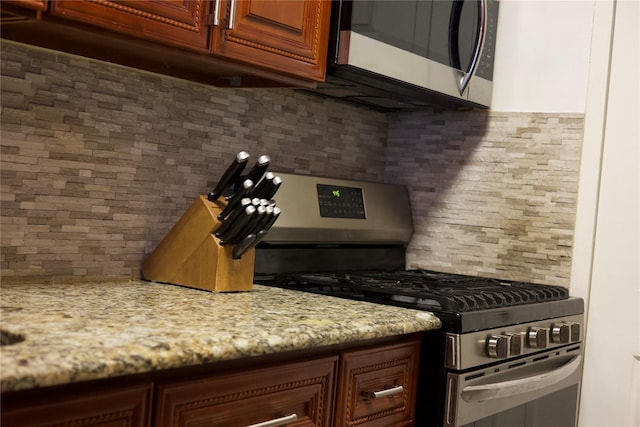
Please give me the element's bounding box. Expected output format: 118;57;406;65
212;0;331;81
335;338;421;427
1;383;153;427
51;0;210;52
156;356;337;427
2;0;47;11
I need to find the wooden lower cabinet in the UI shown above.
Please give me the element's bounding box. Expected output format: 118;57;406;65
1;382;153;427
155;356;338;427
0;334;422;427
335;339;421;427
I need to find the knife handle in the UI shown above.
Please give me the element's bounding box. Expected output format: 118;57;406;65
261;207;281;232
218;179;253;220
214;197;251;238
232;233;257;260
245;155;270;185
251;171;275;198
244;205;267;237
207;151;249;201
232;228;270;259
261;175;282;200
218;205;256;246
224;208;261;246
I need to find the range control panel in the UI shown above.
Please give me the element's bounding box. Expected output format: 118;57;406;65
317;184;366;219
445;313;584;370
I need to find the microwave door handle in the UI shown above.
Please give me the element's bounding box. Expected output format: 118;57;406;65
460;355;582;403
449;0;488;95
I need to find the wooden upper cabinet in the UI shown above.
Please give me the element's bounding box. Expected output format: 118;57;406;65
212;0;332;81
50;0;211;52
2;0;47;12
4;0;332;84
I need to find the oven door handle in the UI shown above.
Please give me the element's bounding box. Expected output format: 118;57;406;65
461;355;582;403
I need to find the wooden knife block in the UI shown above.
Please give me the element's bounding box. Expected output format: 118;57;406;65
141;195;254;292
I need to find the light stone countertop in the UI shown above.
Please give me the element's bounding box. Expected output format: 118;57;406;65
0;280;441;392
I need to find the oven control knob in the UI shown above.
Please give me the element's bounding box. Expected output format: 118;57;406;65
487;334;509;358
551;323;571;343
569;322;581;342
506;332;524;356
528;327;549;348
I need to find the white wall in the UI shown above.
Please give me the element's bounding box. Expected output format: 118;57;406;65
491;0;594;112
573;0;640;425
493;1;639;425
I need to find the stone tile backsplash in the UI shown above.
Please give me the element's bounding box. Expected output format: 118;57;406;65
1;42;583;286
386;110;584;285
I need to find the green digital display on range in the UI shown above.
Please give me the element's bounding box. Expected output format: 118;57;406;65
316;184;366;219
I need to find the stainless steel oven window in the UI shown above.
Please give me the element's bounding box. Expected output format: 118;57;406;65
461;385;579;427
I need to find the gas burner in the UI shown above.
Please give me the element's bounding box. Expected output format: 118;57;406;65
268;269;569;313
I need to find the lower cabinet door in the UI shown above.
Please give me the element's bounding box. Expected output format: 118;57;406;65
1;383;153;427
334;338;421;427
155;356;338;427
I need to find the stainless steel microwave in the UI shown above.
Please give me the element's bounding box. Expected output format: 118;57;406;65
308;0;499;110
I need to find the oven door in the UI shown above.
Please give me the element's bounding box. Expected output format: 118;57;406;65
445;344;583;427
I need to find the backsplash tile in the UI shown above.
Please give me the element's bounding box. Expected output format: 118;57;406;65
1;42;387;283
386;110;584;285
1;42;583;286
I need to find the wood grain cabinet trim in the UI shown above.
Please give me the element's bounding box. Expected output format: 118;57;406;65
212;0;331;81
50;0;211;52
1;383;153;427
155;355;338;427
2;0;47;12
335;338;421;427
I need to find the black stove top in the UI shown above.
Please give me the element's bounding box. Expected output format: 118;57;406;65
256;269;584;333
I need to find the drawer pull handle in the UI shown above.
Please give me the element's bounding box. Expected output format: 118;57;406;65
228;0;237;30
212;0;221;25
361;385;404;399
246;413;298;427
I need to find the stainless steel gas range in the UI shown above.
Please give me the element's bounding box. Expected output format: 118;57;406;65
254;173;584;427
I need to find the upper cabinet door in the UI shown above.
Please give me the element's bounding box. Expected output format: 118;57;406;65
212;0;331;81
50;0;210;52
3;0;47;12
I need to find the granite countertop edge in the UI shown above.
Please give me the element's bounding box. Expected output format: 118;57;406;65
0;280;441;392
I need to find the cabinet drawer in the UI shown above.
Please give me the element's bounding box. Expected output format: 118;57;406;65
155;356;338;427
335;338;421;427
1;383;153;427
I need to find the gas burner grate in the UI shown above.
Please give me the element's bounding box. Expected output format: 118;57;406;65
269;269;569;313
